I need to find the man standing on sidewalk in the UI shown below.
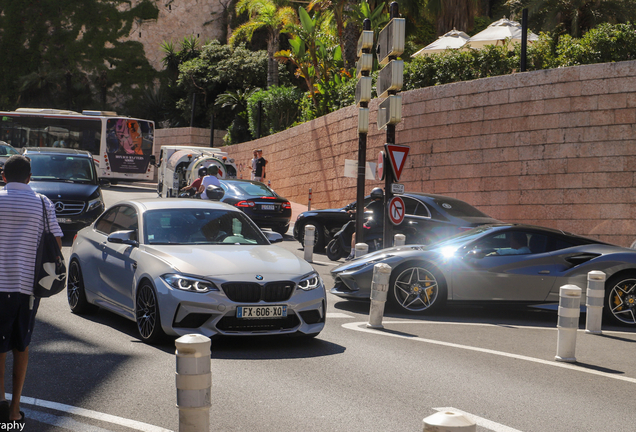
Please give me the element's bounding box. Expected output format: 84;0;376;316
0;155;63;425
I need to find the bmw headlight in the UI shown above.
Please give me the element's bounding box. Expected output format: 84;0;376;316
298;272;322;291
87;197;103;212
162;274;218;293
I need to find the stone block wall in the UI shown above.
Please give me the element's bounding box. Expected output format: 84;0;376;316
192;60;636;247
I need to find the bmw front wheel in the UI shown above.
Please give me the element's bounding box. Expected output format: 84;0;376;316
136;282;166;344
67;260;97;315
389;262;447;314
605;274;636;325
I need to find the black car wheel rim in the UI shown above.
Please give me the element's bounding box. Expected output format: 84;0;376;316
67;262;81;309
608;278;636;324
137;285;158;339
393;267;438;312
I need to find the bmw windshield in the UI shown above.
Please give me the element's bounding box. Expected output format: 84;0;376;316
143;208;269;245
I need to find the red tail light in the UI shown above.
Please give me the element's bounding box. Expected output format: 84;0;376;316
458;227;473;232
282;202;291;209
236;200;255;207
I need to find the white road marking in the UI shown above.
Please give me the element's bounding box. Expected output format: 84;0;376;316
6;393;172;432
342;321;636;384
22;407;115;432
433;407;524;432
326;312;354;318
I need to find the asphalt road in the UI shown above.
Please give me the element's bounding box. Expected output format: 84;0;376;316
7;184;636;432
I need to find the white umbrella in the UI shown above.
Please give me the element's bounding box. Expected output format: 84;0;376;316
411;29;470;57
468;17;538;49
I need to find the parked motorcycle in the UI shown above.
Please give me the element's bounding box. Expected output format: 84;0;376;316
326;219;384;261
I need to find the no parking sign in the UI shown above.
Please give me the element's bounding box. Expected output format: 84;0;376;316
388;196;405;225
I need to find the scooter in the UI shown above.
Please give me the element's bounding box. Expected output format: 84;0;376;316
326;218;384;261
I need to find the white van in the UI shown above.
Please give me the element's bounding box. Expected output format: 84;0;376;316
156;146;237;198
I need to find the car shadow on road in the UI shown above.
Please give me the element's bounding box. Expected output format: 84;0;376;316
71;308;346;358
210;335;346;360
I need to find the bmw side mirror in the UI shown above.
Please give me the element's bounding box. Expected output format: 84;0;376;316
108;230;139;247
265;231;283;243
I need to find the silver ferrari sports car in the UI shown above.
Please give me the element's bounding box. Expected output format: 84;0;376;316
331;224;636;326
68;198;326;343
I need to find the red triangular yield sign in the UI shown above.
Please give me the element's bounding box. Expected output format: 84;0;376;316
385;144;410;182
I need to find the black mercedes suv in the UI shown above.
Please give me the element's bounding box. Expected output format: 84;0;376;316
21;147;109;233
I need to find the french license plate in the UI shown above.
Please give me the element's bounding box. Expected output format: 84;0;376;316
261;204;276;210
237;305;287;319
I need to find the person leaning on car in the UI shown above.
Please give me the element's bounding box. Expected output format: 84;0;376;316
198;165;221;199
0;155;63;424
181;166;207;197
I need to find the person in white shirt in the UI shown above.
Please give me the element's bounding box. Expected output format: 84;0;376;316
198;165;221;199
0;155;63;424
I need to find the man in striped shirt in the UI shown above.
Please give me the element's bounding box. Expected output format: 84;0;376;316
0;155;63;424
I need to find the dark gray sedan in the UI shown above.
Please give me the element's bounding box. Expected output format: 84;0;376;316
331;224;636;326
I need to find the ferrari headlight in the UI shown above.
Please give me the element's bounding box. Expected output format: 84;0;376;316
298;272;322;291
162;274;218;293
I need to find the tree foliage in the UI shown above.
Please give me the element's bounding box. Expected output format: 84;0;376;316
0;0;159;111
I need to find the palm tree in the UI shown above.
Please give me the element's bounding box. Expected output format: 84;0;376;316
230;0;297;87
506;0;636;37
425;0;480;35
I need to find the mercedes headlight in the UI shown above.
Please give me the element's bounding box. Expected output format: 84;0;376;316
87;197;103;212
162;274;218;293
298;272;322;291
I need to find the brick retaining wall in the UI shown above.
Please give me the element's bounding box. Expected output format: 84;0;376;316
192;61;636;246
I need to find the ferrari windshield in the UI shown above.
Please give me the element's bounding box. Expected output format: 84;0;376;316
143;208;269;245
428;225;495;249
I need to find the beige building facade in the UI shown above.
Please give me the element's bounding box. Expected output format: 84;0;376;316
183;60;636;247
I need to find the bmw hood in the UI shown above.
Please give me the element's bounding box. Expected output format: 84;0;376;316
143;244;314;280
29;181;100;201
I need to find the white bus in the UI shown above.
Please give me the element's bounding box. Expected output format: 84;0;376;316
0;108;156;183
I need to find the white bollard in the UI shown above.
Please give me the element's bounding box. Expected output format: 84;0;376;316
394;233;406;246
555;285;582;363
423;411;476;431
586;271;606;335
176;334;211;432
355;242;369;258
303;225;315;263
367;263;391;329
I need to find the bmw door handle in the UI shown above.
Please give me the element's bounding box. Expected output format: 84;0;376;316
538;270;550;274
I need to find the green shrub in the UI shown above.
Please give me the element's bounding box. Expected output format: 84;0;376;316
247;86;304;137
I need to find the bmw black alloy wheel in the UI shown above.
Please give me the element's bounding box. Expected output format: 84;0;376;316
606;276;636;325
67;260;95;314
136;283;164;342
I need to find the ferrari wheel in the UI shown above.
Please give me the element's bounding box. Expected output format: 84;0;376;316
67;260;97;315
136;282;166;344
389;262;446;314
605;274;636;325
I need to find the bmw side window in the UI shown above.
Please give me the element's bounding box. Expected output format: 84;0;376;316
95;207;119;234
111;206;138;239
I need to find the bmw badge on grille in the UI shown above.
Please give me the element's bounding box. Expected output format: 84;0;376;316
255;275;263;280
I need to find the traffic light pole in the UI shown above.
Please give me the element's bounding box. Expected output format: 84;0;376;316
356;18;372;244
382;2;400;248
